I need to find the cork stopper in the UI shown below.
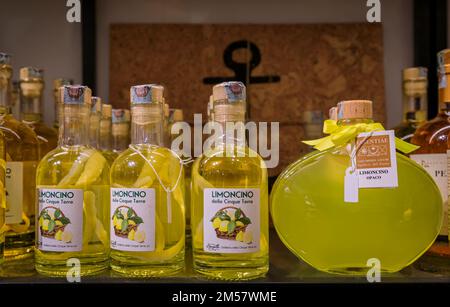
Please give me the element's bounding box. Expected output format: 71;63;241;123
170;108;183;122
101;104;112;118
329;107;337;120
130;84;164;105
90;96;102;113
337;100;372;120
60;85;92;105
214;104;246;122
403;67;427;95
213;81;246;102
112;109;131;124
132;105;162;125
20;67;43;81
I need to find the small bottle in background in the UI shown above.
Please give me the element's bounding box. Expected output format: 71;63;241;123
393;67;428;141
19;67;58;158
99;103;117;165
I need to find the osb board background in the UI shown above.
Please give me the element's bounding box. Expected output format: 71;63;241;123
110;24;385;176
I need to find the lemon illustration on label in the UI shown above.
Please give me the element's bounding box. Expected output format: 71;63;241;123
212;217;221;229
243;231;253;244
236;221;244;227
55;230;63;241
219;220;229;232
42;219;50;231
61;231;73;243
128;229;136;241
236;230;244;242
135;231;145;243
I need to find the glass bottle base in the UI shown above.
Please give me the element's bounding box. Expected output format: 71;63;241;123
5;230;35;260
35;259;109;277
110;259;184;277
193;255;269;280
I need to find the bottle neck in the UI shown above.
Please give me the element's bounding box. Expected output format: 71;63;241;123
402;89;427;123
112;122;130;151
439;71;450;114
131;105;163;146
99;118;112;150
20;81;44;123
89;113;100;148
59;104;89;147
0;66;12;112
214;117;247;146
54;91;61;128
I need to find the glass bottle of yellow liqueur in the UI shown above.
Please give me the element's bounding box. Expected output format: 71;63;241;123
393;67;428;141
0;53;39;261
271;99;442;274
19;67;58;158
89;96;102;149
53;78;72;130
35;85;110;276
0;130;6;266
99;103;117;165
110;84;185;277
191;82;269;280
112;109;130;154
410;49;450;260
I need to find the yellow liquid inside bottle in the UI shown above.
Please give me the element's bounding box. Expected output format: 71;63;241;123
271;147;442;274
110;145;185;277
191;145;269;280
35;146;110;276
1;114;39;260
0;131;6;265
101;150;118;166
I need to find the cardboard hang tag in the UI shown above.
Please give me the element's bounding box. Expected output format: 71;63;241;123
343;130;398;203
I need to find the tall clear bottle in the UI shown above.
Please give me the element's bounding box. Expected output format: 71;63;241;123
393;67;428;141
110;84;185;277
411;49;450;260
191;82;269;280
20;67;58;158
35;85;110;276
89;96;102;149
53;78;72;130
99;103;117;165
0;53;39;261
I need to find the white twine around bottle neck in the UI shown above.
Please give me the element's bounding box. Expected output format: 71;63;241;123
346;131;375;173
129;144;183;224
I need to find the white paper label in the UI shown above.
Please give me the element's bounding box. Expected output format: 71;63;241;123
110;188;155;252
355;130;398;188
344;167;359;203
37;189;83;252
411;153;447;236
203;188;260;254
5;162;23;224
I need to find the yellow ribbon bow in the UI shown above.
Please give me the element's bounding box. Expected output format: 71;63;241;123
302;119;420;154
